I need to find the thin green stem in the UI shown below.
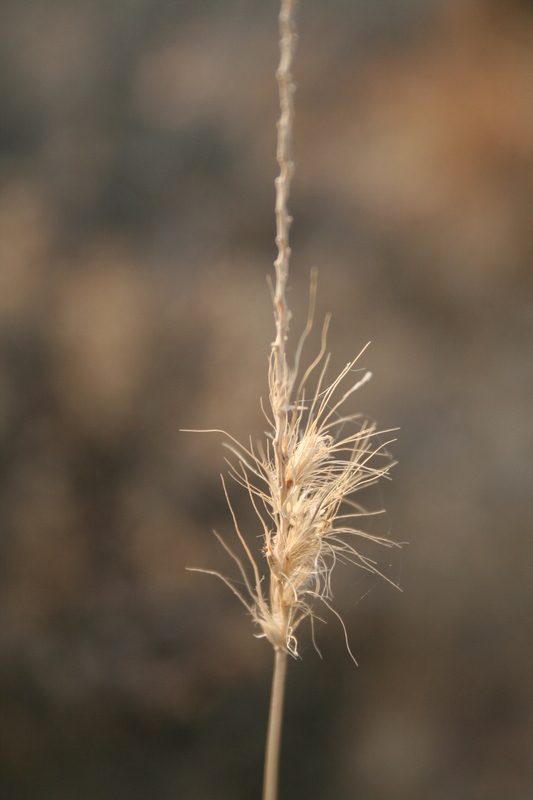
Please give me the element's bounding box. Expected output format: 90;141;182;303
262;648;288;800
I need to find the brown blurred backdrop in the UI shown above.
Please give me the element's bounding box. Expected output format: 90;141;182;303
1;1;532;798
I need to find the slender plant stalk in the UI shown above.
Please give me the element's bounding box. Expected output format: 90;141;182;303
262;648;288;800
272;0;297;490
186;0;398;796
261;4;297;796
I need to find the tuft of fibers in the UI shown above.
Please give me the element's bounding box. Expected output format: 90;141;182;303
187;273;398;661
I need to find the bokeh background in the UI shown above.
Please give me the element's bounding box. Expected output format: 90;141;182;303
1;0;532;798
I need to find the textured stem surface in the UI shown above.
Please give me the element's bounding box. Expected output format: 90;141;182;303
263;5;295;796
272;0;297;488
262;648;288;800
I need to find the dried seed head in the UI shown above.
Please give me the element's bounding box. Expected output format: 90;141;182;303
188;308;398;661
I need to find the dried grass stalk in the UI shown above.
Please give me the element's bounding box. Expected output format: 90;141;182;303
186;2;398;799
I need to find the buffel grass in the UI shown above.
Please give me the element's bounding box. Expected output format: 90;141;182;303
185;3;400;798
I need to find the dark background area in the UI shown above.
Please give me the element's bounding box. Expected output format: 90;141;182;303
1;0;532;798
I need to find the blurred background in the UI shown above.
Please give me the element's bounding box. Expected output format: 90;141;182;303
1;0;532;798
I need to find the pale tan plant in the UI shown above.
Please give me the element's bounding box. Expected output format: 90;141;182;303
186;2;398;799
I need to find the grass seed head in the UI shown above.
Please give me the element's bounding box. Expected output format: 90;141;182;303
214;315;398;659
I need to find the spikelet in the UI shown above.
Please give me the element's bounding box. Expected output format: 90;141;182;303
187;280;398;660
